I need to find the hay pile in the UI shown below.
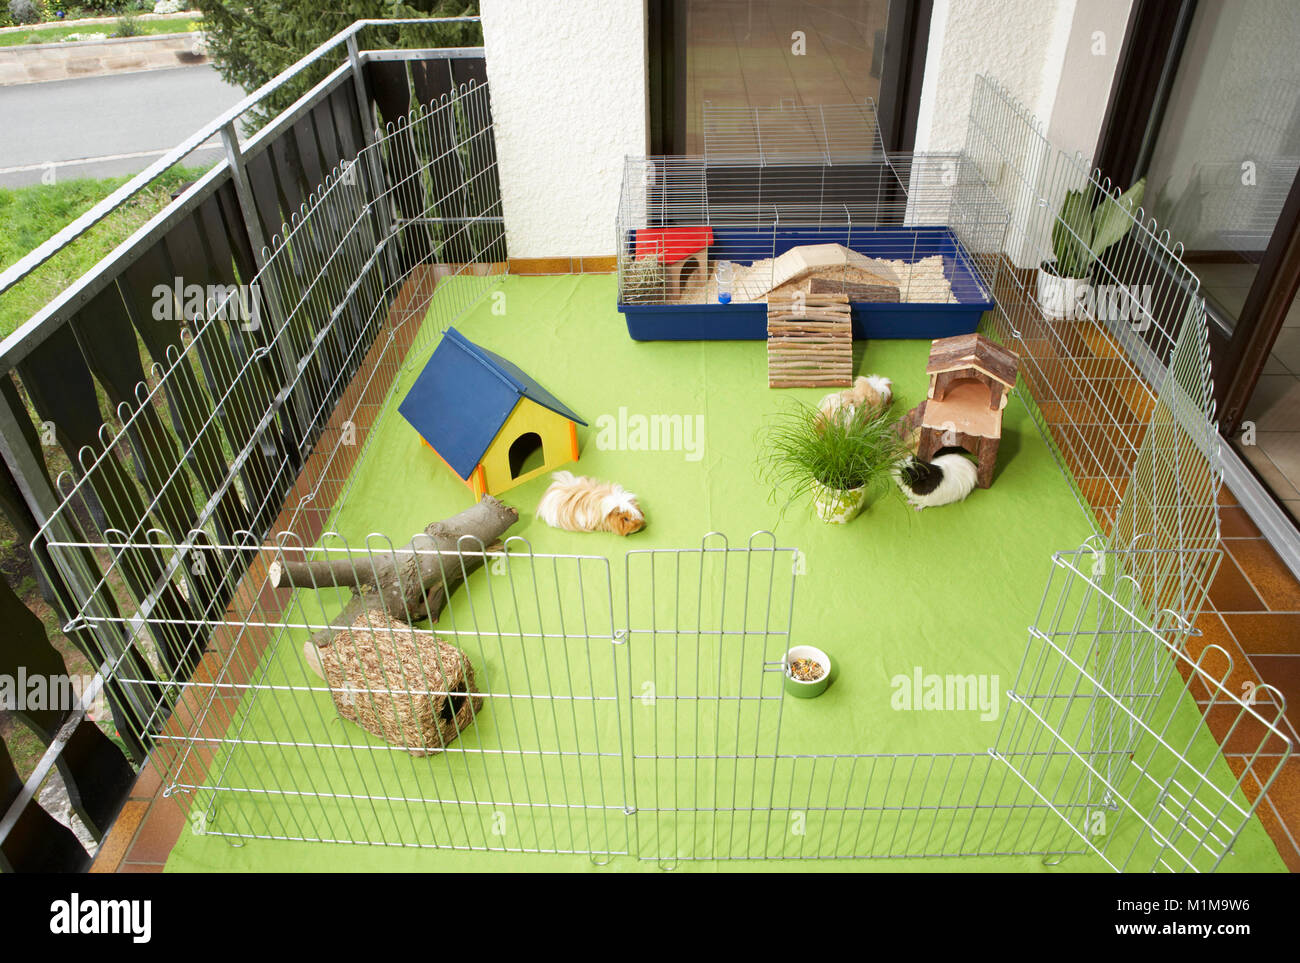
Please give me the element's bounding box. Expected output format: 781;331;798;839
691;254;956;305
316;610;483;756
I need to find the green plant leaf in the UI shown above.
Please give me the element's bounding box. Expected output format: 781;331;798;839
1052;188;1094;278
1089;177;1146;261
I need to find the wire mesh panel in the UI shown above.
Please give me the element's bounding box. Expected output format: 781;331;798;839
375;81;508;362
970;75;1220;611
992;549;1291;872
623;533;796;864
707;751;1088;863
22;69;1293;870
960;76;1291;871
31;80;527;852
163;537;627;856
620;534;1089;865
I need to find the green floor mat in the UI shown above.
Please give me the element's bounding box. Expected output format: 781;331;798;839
165;275;1285;873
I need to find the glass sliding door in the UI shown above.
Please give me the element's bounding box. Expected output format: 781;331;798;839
1142;0;1300;327
650;0;923;155
1127;0;1300;524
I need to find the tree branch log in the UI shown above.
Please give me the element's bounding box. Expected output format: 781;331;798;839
274;495;519;671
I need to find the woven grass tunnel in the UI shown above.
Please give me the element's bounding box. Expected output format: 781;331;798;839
316;611;483;756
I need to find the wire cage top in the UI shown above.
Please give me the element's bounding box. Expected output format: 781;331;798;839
701;99;887;163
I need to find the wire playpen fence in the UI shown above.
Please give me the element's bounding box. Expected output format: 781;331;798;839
29;75;1291;870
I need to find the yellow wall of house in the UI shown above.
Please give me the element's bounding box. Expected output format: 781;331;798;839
479;398;578;495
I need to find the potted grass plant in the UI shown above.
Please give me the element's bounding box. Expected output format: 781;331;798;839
761;400;909;524
1038;178;1145;320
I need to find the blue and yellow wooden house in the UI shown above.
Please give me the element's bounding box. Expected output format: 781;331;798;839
398;327;585;499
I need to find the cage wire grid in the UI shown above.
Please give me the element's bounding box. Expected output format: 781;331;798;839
616;163;1007;308
27;76;1293;869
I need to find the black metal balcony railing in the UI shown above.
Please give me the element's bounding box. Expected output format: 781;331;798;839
0;18;492;872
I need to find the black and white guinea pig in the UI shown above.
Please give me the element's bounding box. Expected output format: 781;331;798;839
893;454;978;510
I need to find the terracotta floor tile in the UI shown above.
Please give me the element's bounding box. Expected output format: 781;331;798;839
1218;507;1262;538
1208;554;1266;612
1225;752;1290;786
1222;613;1300;655
1184;614;1260;702
1246;656;1300;729
129;758;162;801
1202;704;1294;755
88;799;148;874
1225;539;1300;611
125;799;187;865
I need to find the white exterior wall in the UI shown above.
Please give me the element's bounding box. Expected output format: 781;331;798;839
914;0;1131;266
915;0;1131;163
480;0;648;259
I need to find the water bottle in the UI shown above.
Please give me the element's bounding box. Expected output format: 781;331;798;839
716;261;734;304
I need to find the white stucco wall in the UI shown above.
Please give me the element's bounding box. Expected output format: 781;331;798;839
914;0;1130;266
914;0;1130;164
480;0;648;259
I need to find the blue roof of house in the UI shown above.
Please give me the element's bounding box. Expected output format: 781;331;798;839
398;327;586;481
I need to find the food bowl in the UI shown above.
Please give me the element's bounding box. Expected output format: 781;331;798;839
783;645;832;699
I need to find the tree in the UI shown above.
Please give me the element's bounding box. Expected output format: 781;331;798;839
194;0;481;126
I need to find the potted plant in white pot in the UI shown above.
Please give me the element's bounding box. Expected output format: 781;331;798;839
1038;178;1146;320
761;401;908;524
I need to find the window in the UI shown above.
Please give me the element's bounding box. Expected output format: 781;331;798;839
1099;0;1300;525
1139;1;1300;328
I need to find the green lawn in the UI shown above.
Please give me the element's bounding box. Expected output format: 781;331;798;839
0;166;208;338
0;16;198;47
0;167;210;783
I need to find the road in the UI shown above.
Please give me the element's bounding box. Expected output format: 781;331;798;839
0;65;245;189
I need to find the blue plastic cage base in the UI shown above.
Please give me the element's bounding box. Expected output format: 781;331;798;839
620;226;993;342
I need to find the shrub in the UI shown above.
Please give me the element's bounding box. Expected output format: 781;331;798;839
194;0;480;126
112;12;138;35
8;0;49;25
153;0;184;13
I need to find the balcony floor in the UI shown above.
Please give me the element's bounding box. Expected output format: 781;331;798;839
92;273;1290;872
